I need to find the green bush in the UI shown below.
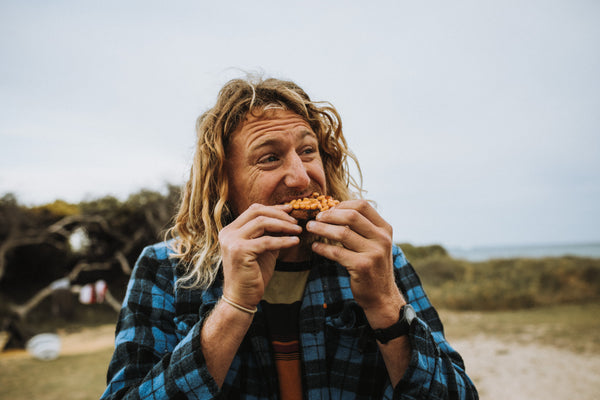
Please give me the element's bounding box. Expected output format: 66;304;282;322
398;243;600;311
397;243;448;261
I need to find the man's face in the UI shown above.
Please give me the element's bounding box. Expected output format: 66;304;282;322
226;109;327;216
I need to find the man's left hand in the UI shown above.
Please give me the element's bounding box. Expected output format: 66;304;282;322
306;200;405;327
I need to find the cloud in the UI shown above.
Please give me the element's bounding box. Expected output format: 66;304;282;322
1;1;599;247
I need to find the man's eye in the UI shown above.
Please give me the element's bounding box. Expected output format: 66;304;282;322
259;155;279;163
302;147;316;155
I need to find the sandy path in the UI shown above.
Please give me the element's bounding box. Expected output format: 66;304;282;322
0;324;115;361
453;335;600;400
3;325;599;399
58;324;116;355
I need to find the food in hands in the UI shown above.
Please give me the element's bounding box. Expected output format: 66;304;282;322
286;192;340;221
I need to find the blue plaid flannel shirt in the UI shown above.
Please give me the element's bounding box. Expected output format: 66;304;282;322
102;241;478;399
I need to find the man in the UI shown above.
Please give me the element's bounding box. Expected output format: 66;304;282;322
102;77;478;399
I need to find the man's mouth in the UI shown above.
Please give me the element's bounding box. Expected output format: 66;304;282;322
280;194;313;204
277;188;324;205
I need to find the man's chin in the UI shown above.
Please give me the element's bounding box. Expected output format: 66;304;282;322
298;231;318;253
278;232;320;263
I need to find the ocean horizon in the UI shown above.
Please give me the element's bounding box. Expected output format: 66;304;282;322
447;242;600;262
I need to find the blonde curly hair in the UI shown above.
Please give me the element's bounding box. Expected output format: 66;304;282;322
168;76;363;289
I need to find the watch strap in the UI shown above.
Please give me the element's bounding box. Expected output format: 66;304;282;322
372;304;415;344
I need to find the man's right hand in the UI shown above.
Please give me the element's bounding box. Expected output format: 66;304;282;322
218;203;301;310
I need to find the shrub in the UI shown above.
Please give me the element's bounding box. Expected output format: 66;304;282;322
400;243;600;310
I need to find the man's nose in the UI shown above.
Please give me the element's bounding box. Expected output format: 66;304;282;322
284;153;311;188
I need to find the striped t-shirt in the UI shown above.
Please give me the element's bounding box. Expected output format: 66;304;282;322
261;260;311;400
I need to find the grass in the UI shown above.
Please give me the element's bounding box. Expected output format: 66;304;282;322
1;303;598;400
0;348;114;400
439;303;600;354
408;252;600;310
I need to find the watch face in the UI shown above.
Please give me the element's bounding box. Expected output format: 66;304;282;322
403;304;417;323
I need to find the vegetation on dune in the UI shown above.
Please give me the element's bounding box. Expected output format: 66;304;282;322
399;243;600;310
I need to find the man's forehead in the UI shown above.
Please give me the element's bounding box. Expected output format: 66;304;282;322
242;109;307;125
237;109;315;138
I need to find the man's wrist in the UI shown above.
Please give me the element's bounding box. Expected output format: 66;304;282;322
372;304;416;344
363;291;406;329
221;295;258;314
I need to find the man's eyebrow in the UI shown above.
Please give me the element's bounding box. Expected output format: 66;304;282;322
299;129;318;139
249;138;279;153
249;130;317;153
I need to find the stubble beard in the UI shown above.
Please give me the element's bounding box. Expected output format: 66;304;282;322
278;229;321;263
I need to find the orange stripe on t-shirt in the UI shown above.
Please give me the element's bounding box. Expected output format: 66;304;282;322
275;358;303;400
262;262;311;400
271;340;300;355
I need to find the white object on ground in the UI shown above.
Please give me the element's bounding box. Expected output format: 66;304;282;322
26;333;62;360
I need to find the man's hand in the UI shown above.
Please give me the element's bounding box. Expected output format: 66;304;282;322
306;200;405;326
306;200;411;385
218;203;301;310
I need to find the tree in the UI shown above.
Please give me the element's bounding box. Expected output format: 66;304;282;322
0;185;181;330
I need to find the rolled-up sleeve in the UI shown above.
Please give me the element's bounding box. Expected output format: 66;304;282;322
391;246;478;399
101;245;220;400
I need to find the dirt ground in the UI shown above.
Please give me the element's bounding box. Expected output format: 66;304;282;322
452;335;600;399
2;323;599;399
0;324;115;361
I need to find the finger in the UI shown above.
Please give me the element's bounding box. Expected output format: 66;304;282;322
229;203;297;229
324;200;391;232
306;220;368;252
274;203;294;212
311;241;363;270
250;234;300;253
240;216;302;239
315;206;381;241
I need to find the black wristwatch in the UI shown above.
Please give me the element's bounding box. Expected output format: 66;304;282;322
372;304;416;344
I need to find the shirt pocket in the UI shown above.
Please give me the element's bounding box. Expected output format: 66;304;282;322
323;300;384;392
324;300;377;354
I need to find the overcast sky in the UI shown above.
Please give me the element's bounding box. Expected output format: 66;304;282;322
1;0;599;249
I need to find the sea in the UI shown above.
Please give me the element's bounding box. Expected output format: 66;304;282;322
447;242;600;262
